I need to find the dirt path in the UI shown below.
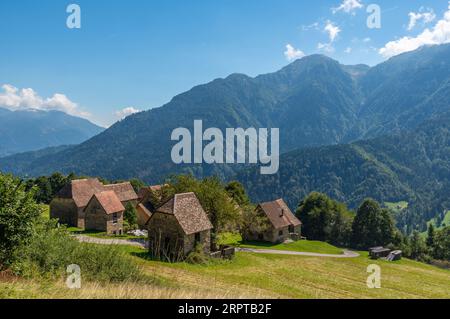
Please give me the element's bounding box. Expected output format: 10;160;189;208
236;248;360;258
74;235;147;249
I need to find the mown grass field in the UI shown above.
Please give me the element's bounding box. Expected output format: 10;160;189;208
238;240;343;254
2;244;449;299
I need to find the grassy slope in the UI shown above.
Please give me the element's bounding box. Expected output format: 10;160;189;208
2;246;449;299
238;240;343;255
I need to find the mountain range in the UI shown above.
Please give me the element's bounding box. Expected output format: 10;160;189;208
1;44;450;230
0;108;103;157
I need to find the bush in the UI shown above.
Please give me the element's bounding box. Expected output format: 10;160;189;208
185;244;209;265
13;220;143;283
0;174;43;268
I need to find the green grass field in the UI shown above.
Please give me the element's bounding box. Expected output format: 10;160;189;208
238;240;344;255
2;242;449;299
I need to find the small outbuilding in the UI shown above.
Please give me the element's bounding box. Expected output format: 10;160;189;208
147;192;213;258
84;191;125;235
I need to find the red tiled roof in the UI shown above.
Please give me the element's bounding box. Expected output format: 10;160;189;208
258;199;302;230
91;191;125;215
154;192;213;235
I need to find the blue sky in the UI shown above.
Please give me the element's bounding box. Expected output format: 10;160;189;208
0;0;449;126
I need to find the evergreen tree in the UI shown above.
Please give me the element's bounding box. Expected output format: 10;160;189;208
426;224;435;248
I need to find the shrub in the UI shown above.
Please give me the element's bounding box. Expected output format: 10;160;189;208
0;174;43;268
185;244;209;265
13;220;143;283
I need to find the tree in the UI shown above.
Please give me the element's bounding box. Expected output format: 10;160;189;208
432;227;450;261
351;199;396;249
296;192;353;246
0;174;43;268
409;230;428;261
166;175;241;244
426;224;435;248
123;202;138;230
130;178;146;193
225;181;250;207
33;176;53;204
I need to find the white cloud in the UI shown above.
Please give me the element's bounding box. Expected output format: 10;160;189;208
115;107;140;119
408;7;436;31
317;21;341;54
301;22;320;31
0;84;89;118
344;47;352;53
363;37;371;43
379;3;450;58
325;21;341;42
284;44;306;61
332;0;363;15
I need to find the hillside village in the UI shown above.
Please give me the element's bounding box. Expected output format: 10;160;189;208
49;178;303;259
1;171;450;299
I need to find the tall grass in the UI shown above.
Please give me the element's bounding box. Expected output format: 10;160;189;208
12;221;144;283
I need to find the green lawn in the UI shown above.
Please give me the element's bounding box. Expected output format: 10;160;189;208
238;240;344;255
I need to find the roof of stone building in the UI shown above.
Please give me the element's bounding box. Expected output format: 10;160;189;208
137;203;153;219
104;182;138;202
56;178;105;208
90;191;125;215
55;179;138;208
258;199;302;230
137;184;166;201
155;192;213;235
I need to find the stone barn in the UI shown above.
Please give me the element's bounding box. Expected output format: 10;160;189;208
50;178;138;229
84;191;125;235
147;192;213;258
49;179;105;228
247;199;302;243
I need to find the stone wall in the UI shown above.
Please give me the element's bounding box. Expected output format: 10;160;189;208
50;198;78;227
85;197;123;235
148;213;185;257
184;229;211;255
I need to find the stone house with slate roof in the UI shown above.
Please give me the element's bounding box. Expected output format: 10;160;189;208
50;178;138;229
248;199;302;243
147;192;213;257
85;191;125;235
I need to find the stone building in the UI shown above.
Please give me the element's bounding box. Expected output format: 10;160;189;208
50;178;138;229
84;191;125;235
136;203;152;229
50;179;105;228
247;199;302;243
147;192;213;258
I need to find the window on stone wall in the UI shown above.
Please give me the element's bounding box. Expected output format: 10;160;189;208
112;213;118;224
279;230;283;236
